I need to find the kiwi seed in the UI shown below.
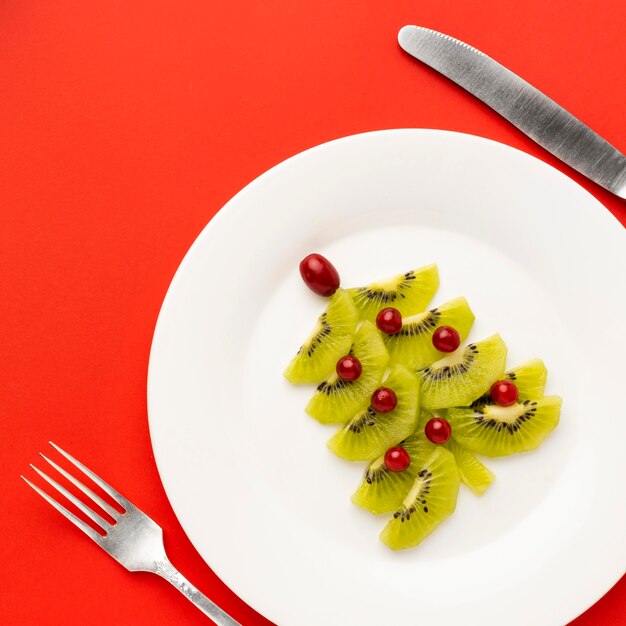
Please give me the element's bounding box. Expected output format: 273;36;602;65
316;376;354;396
421;344;479;381
392;308;442;338
474;400;538;434
393;469;433;521
348;407;377;434
297;313;331;358
358;271;416;304
364;463;389;485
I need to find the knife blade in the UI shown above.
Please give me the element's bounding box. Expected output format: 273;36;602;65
398;26;626;199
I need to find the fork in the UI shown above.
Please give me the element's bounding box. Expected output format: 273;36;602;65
22;442;241;626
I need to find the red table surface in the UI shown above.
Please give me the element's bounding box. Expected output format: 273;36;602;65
1;1;624;624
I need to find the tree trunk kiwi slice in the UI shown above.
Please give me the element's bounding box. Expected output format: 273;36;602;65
284;289;358;384
380;446;460;551
348;264;439;322
306;321;389;424
445;438;494;495
384;296;475;370
448;396;562;457
327;365;420;462
419;333;508;410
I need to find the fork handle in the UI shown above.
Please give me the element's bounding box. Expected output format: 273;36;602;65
154;557;242;625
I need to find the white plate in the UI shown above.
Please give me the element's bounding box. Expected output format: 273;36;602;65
147;130;626;626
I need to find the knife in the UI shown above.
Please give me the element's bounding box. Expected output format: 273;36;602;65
398;26;626;200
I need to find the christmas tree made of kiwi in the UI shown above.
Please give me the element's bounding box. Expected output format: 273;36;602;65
285;254;562;551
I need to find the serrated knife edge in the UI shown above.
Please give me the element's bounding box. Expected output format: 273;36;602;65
398;26;626;199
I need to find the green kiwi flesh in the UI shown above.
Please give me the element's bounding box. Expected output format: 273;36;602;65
306;321;389;424
446;439;494;495
419;333;507;410
505;358;547;400
385;297;475;370
348;264;439;322
448;396;562;457
284;289;358;384
351;430;435;514
380;446;460;550
327;366;420;462
472;358;548;407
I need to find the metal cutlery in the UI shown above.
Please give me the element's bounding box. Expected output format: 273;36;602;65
22;442;241;626
398;26;626;199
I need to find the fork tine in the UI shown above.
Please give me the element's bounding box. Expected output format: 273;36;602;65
49;442;131;510
30;465;111;531
21;475;104;543
40;453;119;519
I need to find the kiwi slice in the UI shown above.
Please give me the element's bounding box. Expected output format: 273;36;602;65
327;366;420;462
446;439;494;495
284;290;358;384
351;431;435;514
348;264;439;322
385;297;475;370
448;396;562;457
306;322;389;424
380;446;460;550
419;334;507;410
505;358;547;400
472;358;548;407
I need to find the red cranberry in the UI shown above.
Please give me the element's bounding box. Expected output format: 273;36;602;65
299;253;340;296
371;387;398;413
424;417;452;445
432;326;461;352
336;356;362;381
490;380;519;406
376;308;402;335
384;447;411;472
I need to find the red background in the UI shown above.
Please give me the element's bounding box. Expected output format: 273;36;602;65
1;1;624;624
